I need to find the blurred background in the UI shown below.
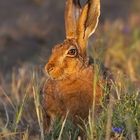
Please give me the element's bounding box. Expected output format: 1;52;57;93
0;0;139;76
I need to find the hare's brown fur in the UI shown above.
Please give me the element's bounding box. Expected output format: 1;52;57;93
42;66;103;131
42;39;104;131
41;0;106;132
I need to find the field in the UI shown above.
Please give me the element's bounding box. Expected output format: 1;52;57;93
0;0;140;139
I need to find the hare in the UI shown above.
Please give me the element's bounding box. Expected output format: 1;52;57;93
41;0;110;132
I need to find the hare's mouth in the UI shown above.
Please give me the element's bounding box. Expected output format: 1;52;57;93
47;68;67;80
49;74;67;81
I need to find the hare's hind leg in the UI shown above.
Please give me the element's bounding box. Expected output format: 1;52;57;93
42;110;52;133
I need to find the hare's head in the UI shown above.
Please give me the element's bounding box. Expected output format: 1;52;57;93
45;0;100;80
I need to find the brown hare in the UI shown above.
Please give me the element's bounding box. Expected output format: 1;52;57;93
41;0;111;132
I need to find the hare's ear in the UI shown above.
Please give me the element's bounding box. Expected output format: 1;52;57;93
65;0;81;39
77;0;100;56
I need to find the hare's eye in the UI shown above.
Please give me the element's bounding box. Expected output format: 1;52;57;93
67;48;77;56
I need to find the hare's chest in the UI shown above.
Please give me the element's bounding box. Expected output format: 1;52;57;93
55;78;93;103
45;78;92;101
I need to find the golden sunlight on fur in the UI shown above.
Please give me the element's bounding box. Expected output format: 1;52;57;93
42;65;103;129
41;0;110;132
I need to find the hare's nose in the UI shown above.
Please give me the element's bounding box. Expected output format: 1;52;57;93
45;63;54;73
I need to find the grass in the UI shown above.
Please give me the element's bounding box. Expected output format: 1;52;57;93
0;14;140;140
